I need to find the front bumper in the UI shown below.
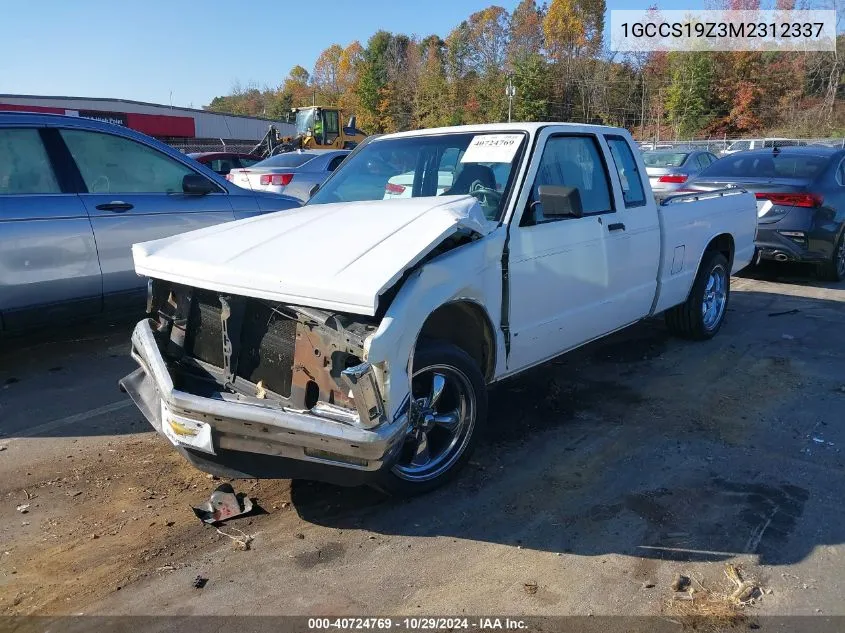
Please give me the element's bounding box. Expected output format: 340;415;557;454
120;319;408;484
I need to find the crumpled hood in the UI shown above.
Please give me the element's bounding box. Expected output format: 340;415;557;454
132;195;492;316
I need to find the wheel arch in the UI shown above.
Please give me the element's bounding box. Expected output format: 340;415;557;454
694;232;735;279
414;299;497;383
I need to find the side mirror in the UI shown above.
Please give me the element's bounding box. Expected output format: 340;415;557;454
538;185;583;218
347;115;357;129
183;174;217;195
308;183;320;199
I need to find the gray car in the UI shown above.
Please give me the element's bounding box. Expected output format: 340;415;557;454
0;112;301;333
686;146;845;281
642;149;719;194
227;149;350;202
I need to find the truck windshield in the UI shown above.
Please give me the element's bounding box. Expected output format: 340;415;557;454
307;132;527;221
295;110;315;136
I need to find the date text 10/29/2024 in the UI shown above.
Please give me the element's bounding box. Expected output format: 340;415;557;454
308;618;528;631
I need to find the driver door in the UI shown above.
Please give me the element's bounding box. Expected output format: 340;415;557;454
505;131;622;372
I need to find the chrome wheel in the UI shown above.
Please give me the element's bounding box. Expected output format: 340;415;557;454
836;237;845;278
701;264;727;331
392;364;476;482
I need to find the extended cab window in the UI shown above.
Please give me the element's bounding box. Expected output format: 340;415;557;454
606;136;645;207
0;128;61;194
525;135;612;224
60;130;200;194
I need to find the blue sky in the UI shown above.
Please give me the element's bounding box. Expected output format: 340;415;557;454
3;0;706;109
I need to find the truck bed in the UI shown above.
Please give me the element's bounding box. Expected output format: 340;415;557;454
652;189;758;315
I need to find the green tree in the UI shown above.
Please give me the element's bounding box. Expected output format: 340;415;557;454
511;53;550;121
356;31;393;131
664;52;715;138
415;38;451;128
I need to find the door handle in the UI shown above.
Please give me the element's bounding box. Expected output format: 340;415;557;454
96;201;134;212
608;222;626;232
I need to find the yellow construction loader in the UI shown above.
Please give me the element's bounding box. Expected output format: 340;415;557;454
252;106;367;157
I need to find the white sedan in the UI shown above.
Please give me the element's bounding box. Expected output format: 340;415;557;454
227;149;350;202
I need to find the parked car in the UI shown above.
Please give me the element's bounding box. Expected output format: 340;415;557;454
383;154;510;200
121;122;756;496
643;149;719;195
226;149;350;202
684;146;845;281
720;138;802;156
0;112;301;332
187;151;262;175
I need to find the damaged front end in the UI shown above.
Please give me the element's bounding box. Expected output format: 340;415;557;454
120;279;408;484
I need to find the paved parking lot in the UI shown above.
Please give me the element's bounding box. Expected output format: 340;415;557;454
2;266;845;620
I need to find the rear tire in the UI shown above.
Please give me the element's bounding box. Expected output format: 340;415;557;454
374;341;487;497
665;251;730;341
817;231;845;283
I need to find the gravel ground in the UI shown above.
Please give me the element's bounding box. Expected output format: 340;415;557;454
1;265;844;625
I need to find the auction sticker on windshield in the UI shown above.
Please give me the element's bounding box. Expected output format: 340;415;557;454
461;134;522;164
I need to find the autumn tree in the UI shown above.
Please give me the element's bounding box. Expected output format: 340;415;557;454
465;6;510;73
312;44;344;105
508;0;544;65
335;41;365;121
444;22;474;124
203;1;843;139
543;0;606;121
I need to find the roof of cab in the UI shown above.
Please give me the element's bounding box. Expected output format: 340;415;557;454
379;121;631;140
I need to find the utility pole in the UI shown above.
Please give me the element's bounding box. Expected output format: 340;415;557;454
506;76;516;123
656;88;662;145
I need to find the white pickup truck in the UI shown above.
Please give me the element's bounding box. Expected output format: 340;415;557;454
121;123;757;496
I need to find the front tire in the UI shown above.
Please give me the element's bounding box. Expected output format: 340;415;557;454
665;251;730;340
375;341;487;497
818;231;845;282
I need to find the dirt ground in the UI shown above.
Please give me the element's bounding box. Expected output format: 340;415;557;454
2;263;845;622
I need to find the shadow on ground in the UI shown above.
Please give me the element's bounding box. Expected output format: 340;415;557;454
291;287;845;568
738;260;843;290
0;315;141;438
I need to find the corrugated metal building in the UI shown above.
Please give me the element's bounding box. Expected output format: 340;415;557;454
0;94;294;142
